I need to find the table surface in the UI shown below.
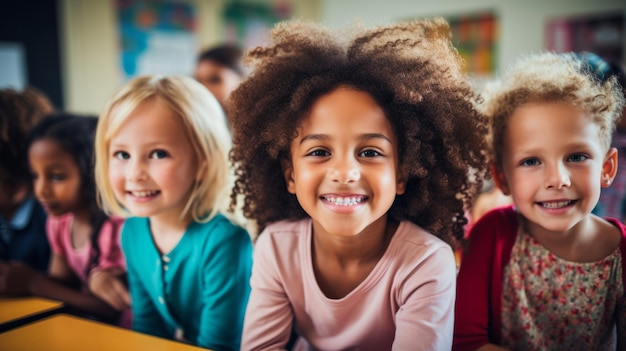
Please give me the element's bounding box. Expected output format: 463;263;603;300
0;314;209;350
0;296;64;324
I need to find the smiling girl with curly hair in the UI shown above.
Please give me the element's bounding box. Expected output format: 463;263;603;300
229;18;489;350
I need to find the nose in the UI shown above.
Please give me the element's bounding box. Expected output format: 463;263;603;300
545;161;571;189
33;177;49;199
327;156;360;185
126;158;148;183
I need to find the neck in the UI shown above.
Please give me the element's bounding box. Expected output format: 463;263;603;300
312;216;397;265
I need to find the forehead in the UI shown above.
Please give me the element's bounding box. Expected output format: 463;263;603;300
504;103;603;150
29;139;76;167
298;86;393;139
109;99;188;144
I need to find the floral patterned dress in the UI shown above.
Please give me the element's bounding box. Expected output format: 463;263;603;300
501;228;626;350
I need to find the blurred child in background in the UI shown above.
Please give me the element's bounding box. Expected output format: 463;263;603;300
95;75;252;350
0;88;53;273
195;43;244;112
0;114;126;325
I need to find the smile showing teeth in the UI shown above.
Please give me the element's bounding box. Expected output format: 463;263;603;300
323;196;365;206
541;200;573;209
130;190;160;198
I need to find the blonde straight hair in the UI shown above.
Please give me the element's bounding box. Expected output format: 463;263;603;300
95;75;232;223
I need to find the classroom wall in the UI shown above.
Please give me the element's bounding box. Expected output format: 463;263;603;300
58;0;624;115
319;0;626;74
59;0;320;115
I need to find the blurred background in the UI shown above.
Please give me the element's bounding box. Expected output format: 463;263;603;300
0;0;624;115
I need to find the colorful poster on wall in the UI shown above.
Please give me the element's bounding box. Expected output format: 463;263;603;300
447;12;498;77
222;1;291;51
115;0;198;81
546;12;623;64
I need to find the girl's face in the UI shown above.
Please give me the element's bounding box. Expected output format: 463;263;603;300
29;139;83;216
494;102;617;236
107;99;200;224
284;86;406;237
194;60;242;108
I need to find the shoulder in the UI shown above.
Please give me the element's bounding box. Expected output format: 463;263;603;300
255;219;306;250
120;217;149;246
46;213;73;236
393;221;455;269
192;213;252;248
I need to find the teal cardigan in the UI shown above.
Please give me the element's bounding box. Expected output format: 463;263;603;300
122;214;252;350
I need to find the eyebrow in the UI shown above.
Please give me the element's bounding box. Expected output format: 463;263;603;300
299;133;392;145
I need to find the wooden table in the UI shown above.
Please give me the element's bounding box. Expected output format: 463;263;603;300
0;314;209;350
0;296;64;330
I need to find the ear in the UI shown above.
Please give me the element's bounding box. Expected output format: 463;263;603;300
281;158;296;194
601;147;618;188
396;170;407;195
490;164;511;196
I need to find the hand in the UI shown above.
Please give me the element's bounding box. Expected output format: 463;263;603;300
0;261;39;296
88;268;130;311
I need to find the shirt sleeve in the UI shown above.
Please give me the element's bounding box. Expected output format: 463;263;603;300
241;232;294;351
392;244;457;351
45;216;65;257
96;217;126;271
197;224;253;351
453;213;498;351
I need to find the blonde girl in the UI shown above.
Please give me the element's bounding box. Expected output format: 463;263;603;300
94;75;252;350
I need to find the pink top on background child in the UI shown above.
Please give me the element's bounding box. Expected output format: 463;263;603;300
46;213;125;283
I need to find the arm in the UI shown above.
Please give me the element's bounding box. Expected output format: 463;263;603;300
453;214;499;351
88;218;130;311
392;245;457;351
197;227;253;350
241;233;294;351
0;254;120;322
126;261;170;337
87;267;130;311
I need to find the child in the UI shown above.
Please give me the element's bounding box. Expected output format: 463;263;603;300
453;52;626;350
228;18;489;350
195;43;244;110
94;75;253;350
0;114;126;324
0;88;51;272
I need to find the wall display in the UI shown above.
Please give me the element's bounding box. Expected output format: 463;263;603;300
115;0;198;81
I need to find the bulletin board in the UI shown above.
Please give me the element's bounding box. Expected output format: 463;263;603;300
115;0;198;81
447;12;498;77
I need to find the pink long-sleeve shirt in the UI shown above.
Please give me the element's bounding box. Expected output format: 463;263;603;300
242;218;456;351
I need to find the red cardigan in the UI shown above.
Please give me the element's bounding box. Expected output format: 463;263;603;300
453;205;626;351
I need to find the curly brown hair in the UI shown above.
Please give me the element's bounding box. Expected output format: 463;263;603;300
228;18;489;245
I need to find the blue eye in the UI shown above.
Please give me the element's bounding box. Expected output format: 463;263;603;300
520;158;540;167
113;151;130;160
567;154;588;163
150;150;169;159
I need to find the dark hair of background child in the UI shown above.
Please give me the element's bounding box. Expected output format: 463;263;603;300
28;114;107;276
197;44;244;76
228;19;489;245
0;88;53;188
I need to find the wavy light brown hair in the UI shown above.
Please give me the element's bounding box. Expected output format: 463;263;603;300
481;52;626;170
228;18;489;245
